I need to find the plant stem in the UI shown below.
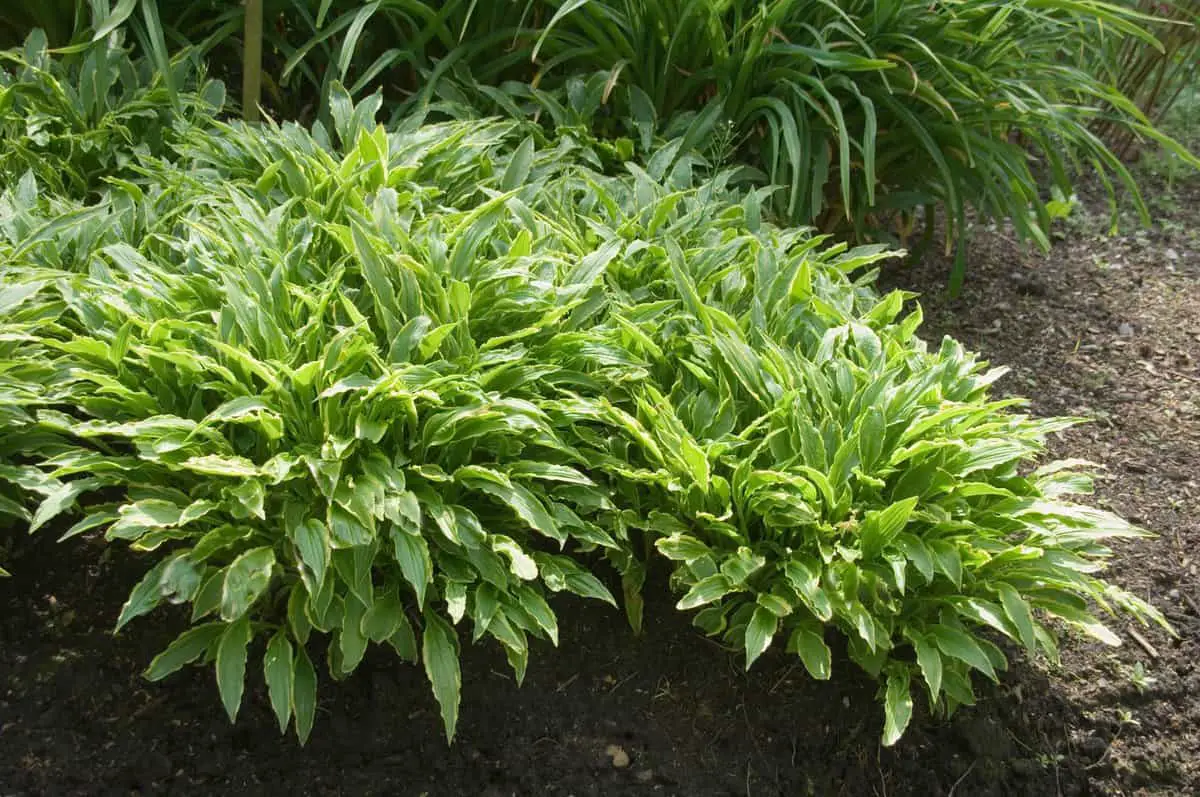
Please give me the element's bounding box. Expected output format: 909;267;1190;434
242;0;263;123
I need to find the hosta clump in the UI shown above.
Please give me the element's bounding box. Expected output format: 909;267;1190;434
593;268;1171;743
0;113;652;743
0;80;1168;746
465;153;1168;742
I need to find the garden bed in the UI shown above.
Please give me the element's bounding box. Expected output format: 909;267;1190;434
2;177;1197;796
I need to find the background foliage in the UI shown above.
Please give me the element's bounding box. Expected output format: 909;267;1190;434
5;0;1198;288
1092;0;1199;157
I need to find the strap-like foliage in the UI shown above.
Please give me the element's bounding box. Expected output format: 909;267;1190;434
0;30;223;194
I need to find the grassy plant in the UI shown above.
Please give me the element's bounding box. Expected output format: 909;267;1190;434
11;1;1199;287
303;0;1200;289
0;30;224;195
1093;0;1200;156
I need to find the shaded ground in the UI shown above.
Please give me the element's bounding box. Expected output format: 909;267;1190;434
881;172;1200;796
2;176;1198;796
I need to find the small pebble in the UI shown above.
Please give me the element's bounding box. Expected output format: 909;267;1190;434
1118;322;1135;338
605;744;630;768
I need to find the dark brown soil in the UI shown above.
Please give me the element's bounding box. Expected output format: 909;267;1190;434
879;174;1200;797
2;176;1198;797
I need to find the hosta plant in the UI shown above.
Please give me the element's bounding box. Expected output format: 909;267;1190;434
505;158;1170;742
1;109;641;742
286;0;1200;288
0;77;1169;746
584;245;1169;743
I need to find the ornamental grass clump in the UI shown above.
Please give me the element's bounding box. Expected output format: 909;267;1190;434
0;62;1169;745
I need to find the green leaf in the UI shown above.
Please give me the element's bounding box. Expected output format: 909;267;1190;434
563;569;617;606
456;466;564;544
655;534;711;563
860;497;918;556
264;631;295;733
93;0;138;40
857;406;886;469
787;626;832;680
390;528;431;609
882;668;914;746
910;632;942;701
388;613;419;662
288;585;312;645
784;559;832;621
59;509;118;541
954;597;1016;642
182;455;260;478
291;519;330;589
1036;601;1122;646
0;281;47;315
744;605;778;670
362;589;404;642
30;478;101;533
501;137;535;191
144;623;225;681
329;505;373;547
292;645;318;745
928;540;962;587
220;547;276;622
514;584;558;646
422;610;461;743
339;593;369;674
677;574;733;611
756;593;793;618
493;535;538;580
930;625;996;680
191;570;225;621
531;0;589;61
895;534;934;584
160;556;202;604
216;616;253;723
115;558;172;632
107;499;184;540
337;3;381;82
996;582;1037;651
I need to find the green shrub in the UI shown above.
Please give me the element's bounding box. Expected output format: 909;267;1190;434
1092;0;1200;156
618;300;1166;742
0;73;1169;746
0;108;651;742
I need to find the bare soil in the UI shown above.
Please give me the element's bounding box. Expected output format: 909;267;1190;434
1;177;1198;796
